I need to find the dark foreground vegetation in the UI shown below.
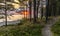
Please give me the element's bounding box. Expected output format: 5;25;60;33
51;19;60;36
0;19;44;36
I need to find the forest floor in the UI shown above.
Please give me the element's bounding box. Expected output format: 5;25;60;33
42;16;60;36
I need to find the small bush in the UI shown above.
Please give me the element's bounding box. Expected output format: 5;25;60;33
0;19;43;36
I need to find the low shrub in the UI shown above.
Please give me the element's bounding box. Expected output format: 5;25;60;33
0;19;43;36
51;19;60;36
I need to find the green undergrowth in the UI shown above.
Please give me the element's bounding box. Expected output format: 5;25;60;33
51;19;60;36
0;19;44;36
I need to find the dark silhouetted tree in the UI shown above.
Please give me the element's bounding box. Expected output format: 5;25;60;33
33;0;37;22
45;0;49;22
29;0;32;21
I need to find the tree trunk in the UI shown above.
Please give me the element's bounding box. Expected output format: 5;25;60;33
29;0;32;21
41;0;43;19
52;0;57;16
33;0;37;22
36;0;40;19
45;0;49;23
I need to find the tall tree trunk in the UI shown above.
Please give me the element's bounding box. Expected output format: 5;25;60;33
49;0;52;16
33;0;37;22
5;2;7;26
45;0;49;23
29;0;32;21
36;0;40;19
41;0;43;19
52;0;56;16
